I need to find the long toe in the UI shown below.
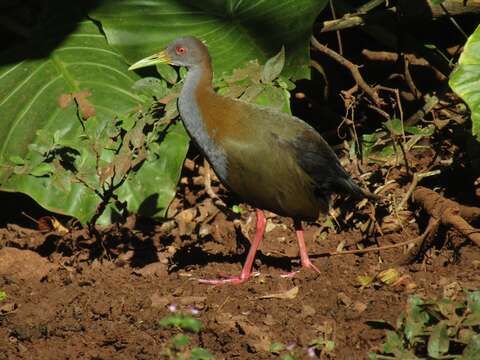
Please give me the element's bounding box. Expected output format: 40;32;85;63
279;261;320;279
301;258;321;275
197;271;260;286
280;270;300;278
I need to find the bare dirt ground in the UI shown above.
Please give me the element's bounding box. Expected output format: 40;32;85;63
0;144;479;360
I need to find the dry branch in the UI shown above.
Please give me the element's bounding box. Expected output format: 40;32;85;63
319;1;480;33
311;36;384;107
361;50;448;81
398;0;480;18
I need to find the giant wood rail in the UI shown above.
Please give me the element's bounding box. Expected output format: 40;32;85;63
130;36;375;285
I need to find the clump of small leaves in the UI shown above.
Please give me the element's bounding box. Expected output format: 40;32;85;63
358;118;435;164
368;290;480;359
269;342;297;360
0;291;7;301
309;336;336;358
159;313;213;360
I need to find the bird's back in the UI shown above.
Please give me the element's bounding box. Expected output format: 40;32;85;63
191;88;368;220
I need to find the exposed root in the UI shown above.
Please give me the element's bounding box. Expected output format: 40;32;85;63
396;217;441;265
414;186;480;223
396;170;441;211
321;186;480;262
398;186;480;263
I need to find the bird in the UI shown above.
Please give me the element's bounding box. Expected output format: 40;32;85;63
129;36;377;285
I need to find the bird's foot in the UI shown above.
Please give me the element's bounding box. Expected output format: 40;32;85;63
280;270;299;278
197;271;260;286
279;260;321;278
301;258;321;274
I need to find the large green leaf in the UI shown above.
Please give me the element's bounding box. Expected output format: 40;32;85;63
0;18;189;224
90;0;327;80
449;24;480;141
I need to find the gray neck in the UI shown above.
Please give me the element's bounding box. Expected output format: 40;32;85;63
178;64;228;181
178;64;209;140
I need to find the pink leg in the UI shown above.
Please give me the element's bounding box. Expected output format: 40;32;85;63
295;221;321;274
281;221;321;278
198;209;266;285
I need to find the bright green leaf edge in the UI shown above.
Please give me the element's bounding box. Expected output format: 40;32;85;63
449;24;480;141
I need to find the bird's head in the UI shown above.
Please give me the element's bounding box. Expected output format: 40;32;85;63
129;36;209;70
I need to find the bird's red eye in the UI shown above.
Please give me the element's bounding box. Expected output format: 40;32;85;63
175;46;186;55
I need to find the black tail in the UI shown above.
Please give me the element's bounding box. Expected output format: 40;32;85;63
335;177;380;201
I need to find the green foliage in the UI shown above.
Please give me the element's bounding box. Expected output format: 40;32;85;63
159;314;203;333
159;314;214;360
369;291;480;359
310;336;336;354
450;24;480;141
215;47;294;115
0;291;7;301
358;119;434;163
90;0;328;81
231;204;243;214
0;15;189;225
269;342;297;360
270;342;286;353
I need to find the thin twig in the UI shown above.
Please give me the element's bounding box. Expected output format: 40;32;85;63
320;14;366;33
403;57;422;99
321;232;427;257
397;140;411;176
319;0;390;33
362;49;447;81
329;0;343;54
440;3;469;40
367;104;390;120
405;94;440;126
357;0;388;13
311;36;384;107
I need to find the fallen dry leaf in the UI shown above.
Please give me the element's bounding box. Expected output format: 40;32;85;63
353;301;367;313
337;292;353;307
258;286;299;300
378;268;400;285
51;217;69;235
0;302;17;315
36;216;69;234
175;207;197;236
357;274;374;288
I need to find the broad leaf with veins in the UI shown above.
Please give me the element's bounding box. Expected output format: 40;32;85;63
91;0;327;80
0;19;189;224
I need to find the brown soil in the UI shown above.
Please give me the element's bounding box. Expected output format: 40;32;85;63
0;153;479;360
